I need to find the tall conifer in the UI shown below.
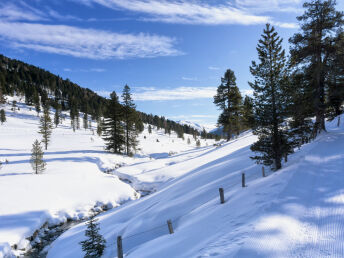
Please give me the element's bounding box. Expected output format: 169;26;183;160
102;92;125;153
249;24;291;170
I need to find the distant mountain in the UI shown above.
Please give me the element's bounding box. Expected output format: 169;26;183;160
209;126;224;136
177;120;216;133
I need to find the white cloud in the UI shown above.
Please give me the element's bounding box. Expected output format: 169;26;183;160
0;2;47;21
241;89;254;96
64;68;107;72
133;86;217;101
0;22;181;59
208;66;220;70
182;76;198;81
235;0;303;14
82;0;297;28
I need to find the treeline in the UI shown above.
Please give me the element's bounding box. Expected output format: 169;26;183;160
0;54;216;141
215;0;344;170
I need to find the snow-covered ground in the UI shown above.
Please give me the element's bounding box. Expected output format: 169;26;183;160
0;97;216;257
47;114;344;258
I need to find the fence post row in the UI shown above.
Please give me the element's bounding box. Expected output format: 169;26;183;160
167;219;174;234
242;172;246;187
219;188;225;204
117;236;123;258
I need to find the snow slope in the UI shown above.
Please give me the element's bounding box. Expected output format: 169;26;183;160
0;97;215;257
48;116;344;258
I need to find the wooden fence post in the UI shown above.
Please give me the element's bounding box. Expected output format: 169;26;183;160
167;219;174;234
242;172;245;187
219;188;225;204
117;236;123;258
262;167;265;177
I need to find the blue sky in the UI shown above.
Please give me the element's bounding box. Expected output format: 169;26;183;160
1;0;343;127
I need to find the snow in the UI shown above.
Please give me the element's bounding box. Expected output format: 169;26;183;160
2;95;344;258
47;114;344;258
0;97;215;256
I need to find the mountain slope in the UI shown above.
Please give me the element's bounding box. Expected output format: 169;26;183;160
47;116;344;258
0;97;215;257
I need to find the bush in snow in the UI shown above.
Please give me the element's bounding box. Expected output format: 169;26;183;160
31;140;46;174
80;217;106;257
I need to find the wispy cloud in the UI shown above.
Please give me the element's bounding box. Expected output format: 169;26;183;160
81;0;297;28
0;22;181;59
133;86;217;101
96;86;217;101
182;76;198;81
235;0;303;14
64;68;107;72
208;66;220;70
0;2;47;22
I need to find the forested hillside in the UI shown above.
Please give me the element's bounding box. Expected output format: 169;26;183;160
0;54;214;140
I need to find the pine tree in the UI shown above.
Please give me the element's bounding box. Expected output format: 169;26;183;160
97;118;102;136
287;70;314;147
327;31;344;126
241;95;255;130
249;24;291;170
83;113;88;130
148;124;152;134
289;0;344;136
31;140;46;174
0;86;5;104
214;69;243;141
39;107;54;150
196;139;201;147
102;92;125;153
54;104;61;127
11;101;17;113
76;109;80;130
0;109;6;125
122;85;139;155
79;217;106;258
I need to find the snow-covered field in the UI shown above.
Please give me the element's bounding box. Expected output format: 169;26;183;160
47;115;344;258
0;97;216;257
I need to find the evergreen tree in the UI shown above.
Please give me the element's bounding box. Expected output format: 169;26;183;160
70;108;76;132
214;69;243;141
79;217;106;258
122;85;139;155
0;109;6;125
327;31;344;126
39;107;54;150
30;139;46;174
249;24;291;170
83;113;88;130
54;104;61;127
289;0;344;136
148;124;152;134
102;92;125;153
11;101;17;113
76;109;80;130
34;90;41;116
196;139;201;147
0;86;5;104
241;95;255;130
97;118;102;136
287;70;314;147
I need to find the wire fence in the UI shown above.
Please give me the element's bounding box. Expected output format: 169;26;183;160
117;166;273;256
